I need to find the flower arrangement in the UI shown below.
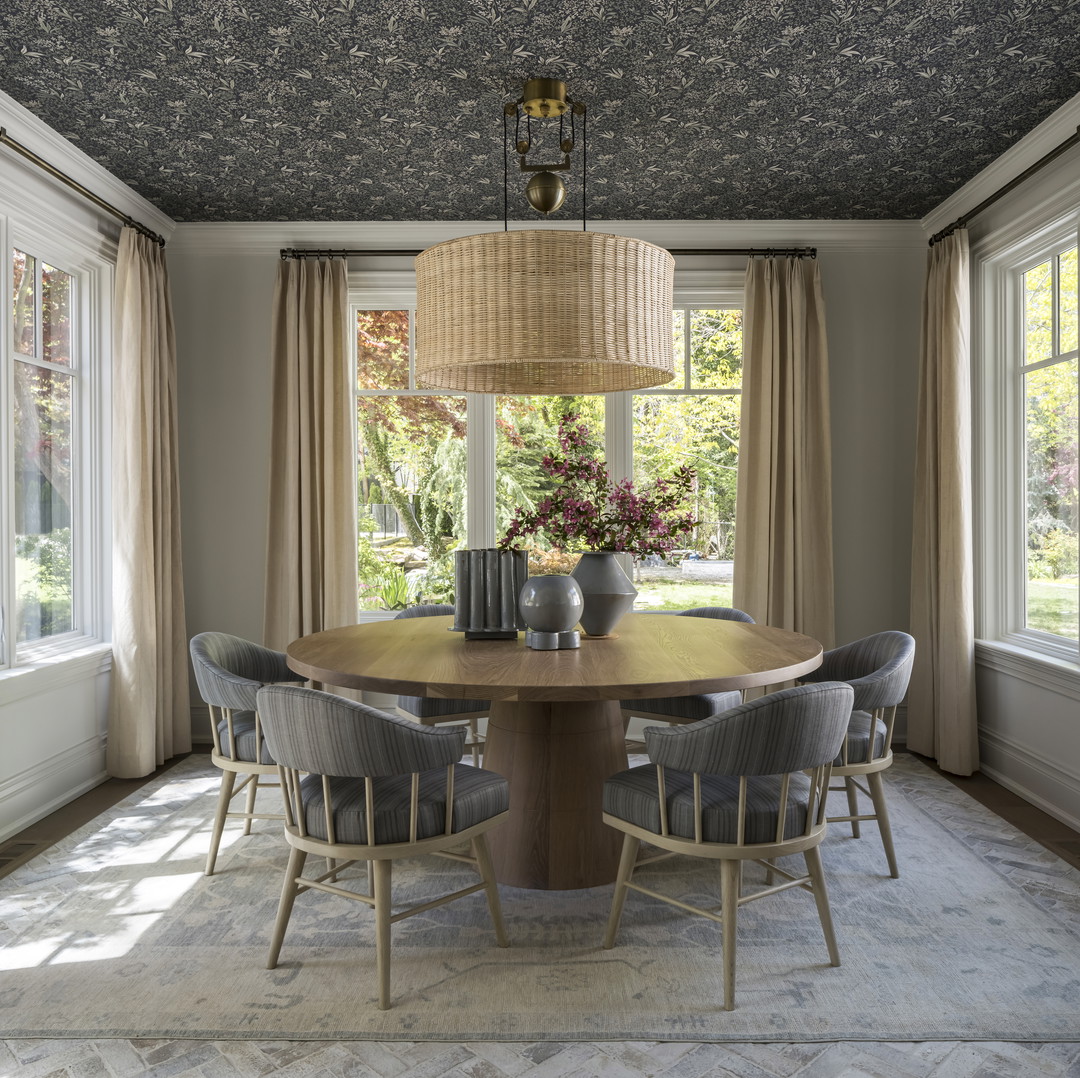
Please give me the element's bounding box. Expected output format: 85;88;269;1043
499;414;698;558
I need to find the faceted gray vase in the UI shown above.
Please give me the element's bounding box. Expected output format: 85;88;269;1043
571;551;638;636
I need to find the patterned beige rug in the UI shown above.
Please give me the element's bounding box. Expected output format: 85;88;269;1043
1;753;1078;1042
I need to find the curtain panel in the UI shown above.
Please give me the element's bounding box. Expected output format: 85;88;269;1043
733;256;836;650
908;230;979;776
263;257;358;651
107;227;191;779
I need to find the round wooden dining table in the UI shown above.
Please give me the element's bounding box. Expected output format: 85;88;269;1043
286;613;822;890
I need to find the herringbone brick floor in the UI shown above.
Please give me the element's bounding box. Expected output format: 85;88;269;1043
3;1037;1080;1077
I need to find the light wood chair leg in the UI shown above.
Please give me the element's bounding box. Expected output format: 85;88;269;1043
844;776;861;838
720;858;740;1011
366;859;375;895
373;859;393;1010
469;718;481;766
243;774;258;836
804;844;840;967
603;833;640;949
205;770;237;876
472;834;508;947
267;846;307;968
868;771;899;878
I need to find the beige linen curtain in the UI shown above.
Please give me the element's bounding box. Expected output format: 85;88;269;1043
263;257;357;650
107;227;190;779
733;256;835;648
908;230;979;776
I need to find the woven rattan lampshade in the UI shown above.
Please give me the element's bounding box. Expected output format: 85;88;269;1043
414;230;675;393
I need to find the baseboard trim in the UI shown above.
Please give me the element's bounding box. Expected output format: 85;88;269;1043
978;729;1080;833
0;735;108;844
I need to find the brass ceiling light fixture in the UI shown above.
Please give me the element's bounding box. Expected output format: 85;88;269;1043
414;78;675;395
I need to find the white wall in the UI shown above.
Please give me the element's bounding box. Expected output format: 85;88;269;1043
168;219;927;742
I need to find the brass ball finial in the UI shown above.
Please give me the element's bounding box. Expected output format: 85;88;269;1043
525;172;567;214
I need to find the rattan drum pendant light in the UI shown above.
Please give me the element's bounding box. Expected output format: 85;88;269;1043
415;80;675;394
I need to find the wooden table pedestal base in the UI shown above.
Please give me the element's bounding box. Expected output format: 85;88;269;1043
481;698;628;890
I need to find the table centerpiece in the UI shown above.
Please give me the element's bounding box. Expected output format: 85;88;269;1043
499;413;698;636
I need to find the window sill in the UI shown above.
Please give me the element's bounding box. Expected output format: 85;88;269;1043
0;642;113;707
974;638;1080;702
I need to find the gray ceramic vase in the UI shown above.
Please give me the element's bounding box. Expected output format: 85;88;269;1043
571;551;638;636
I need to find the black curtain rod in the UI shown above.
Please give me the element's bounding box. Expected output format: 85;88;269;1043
930;125;1080;246
0;127;167;247
280;245;816;260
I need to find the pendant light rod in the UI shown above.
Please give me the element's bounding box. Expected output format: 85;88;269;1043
280;246;817;260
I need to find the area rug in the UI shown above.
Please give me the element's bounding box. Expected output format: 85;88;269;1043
1;753;1078;1042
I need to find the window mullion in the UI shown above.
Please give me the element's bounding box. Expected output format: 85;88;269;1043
1052;252;1060;356
605;391;632;484
466;392;496;548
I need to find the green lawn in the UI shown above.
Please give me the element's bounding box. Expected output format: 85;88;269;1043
1027;578;1080;638
634;579;734;611
635;576;1079;641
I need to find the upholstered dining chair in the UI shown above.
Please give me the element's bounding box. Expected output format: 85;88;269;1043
797;630;916;878
620;607;755;731
602;681;854;1011
256;683;509;1010
394;604;489;764
189;632;305;875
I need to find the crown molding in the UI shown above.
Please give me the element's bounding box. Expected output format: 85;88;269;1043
921;91;1080;237
169;218;924;256
0;89;176;240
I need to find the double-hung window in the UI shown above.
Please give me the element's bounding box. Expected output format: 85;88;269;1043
2;231;105;668
977;222;1079;665
351;276;743;614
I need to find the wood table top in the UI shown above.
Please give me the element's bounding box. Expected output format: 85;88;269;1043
286;613;822;702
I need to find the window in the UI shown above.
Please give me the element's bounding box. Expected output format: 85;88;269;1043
2;232;105;667
632;308;742;609
352;288;742;614
977;223;1079;666
1020;246;1078;643
355;308;467;611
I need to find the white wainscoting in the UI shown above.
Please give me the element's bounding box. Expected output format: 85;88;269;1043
0;646;112;843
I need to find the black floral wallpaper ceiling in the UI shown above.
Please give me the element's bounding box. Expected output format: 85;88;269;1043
0;0;1078;223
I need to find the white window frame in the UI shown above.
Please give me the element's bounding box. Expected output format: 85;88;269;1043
974;213;1080;692
0;217;111;671
350;266;744;552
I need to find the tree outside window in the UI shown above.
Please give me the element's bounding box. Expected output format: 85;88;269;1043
1022;246;1079;641
11;249;75;644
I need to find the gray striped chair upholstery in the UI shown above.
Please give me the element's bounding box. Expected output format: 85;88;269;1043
798;630;915;878
394;605;488;764
189;632;305;875
620;607;755;730
602;682;853;1011
256;683;510;1011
